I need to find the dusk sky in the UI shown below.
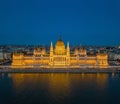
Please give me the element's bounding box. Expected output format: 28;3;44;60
0;0;120;45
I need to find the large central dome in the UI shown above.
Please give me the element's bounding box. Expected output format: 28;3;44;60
56;38;65;47
55;38;65;54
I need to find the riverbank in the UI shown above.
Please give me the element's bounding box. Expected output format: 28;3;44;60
0;68;120;73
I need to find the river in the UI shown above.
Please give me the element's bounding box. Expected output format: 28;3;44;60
0;73;120;104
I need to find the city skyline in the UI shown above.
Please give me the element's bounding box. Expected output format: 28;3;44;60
1;1;120;104
0;0;120;45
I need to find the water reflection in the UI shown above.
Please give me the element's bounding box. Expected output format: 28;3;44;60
11;73;109;94
48;73;71;101
1;73;120;104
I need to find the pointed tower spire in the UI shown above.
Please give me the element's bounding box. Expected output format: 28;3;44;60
66;42;70;65
67;42;70;56
50;41;53;66
67;42;70;50
50;41;53;57
50;41;53;50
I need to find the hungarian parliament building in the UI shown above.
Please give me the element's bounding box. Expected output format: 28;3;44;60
12;38;108;68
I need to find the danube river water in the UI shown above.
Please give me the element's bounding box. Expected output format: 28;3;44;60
0;73;120;104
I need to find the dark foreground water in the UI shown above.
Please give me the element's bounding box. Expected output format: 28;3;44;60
0;73;120;104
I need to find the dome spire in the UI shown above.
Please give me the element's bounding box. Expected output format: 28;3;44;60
58;35;62;41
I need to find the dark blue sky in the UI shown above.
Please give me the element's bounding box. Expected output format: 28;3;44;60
0;0;120;45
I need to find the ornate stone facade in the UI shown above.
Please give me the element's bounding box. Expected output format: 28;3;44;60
12;38;108;68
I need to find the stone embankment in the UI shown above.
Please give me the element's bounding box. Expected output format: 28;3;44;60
0;65;120;73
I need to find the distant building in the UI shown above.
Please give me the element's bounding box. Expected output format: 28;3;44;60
114;54;120;60
0;52;4;60
12;38;108;68
109;53;120;60
0;51;12;60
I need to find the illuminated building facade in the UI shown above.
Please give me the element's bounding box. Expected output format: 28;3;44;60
12;38;108;68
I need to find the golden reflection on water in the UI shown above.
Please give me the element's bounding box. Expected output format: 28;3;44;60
10;73;109;95
48;73;71;97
